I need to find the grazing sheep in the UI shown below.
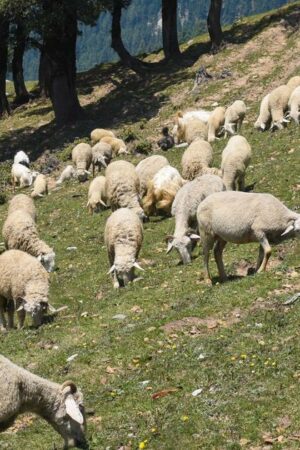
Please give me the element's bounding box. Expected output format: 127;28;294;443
105;208;144;288
31;174;48;199
92;142;112;176
101;136;128;155
175;113;208;144
11;163;35;190
181;139;213;181
56;165;76;185
207;106;226;142
105;160;146;221
221;135;252;191
143;165;184;216
0;355;87;449
0;250;49;330
197;191;300;282
172;109;211;140
14;150;29;167
2;210;55;272
90;127;115;143
254;93;271;130
288;86;300;124
158;127;175;150
224;100;246;135
136;155;169;198
87;176;107;214
8;194;36;221
72;143;92;182
167;175;225;264
268;84;291;130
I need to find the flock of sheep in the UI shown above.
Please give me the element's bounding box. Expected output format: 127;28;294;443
0;73;300;448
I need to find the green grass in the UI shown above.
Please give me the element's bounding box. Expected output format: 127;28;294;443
0;3;300;449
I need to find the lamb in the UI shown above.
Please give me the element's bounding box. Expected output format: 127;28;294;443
207;106;226;142
0;355;87;449
288;86;300;124
221;135;252;191
8;194;37;221
31;174;48;198
105;208;144;288
105;160;147;221
0;250;49;330
181;138;213;180
254;93;271;130
135;155;169;198
87;176;107;214
197;191;300;283
56;165;76;185
72;143;93;182
268;84;291;130
11;163;36;190
224;100;246;135
92;142;112;176
143;165;184;216
175;113;208;144
2;210;55;272
167;175;225;264
91;127;115;143
14;150;30;167
100;136;128;155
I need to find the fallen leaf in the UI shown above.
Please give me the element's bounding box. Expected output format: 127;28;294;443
152;388;179;399
105;366;118;374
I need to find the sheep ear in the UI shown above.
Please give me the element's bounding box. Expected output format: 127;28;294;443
65;396;84;425
260;123;266;130
100;200;107;207
133;262;144;271
37;255;43;262
166;242;174;254
281;224;294;236
107;265;116;274
100;156;107;168
189;233;201;241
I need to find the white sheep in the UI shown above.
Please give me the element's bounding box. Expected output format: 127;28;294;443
288;86;300;124
92;142;112;176
268;84;291;130
0;250;49;330
143;165;184;216
2;210;55;272
174;113;208;144
72;143;92;182
197;191;300;282
207;106;226;142
105;160;146;221
105;208;144;288
100;136;128;155
31;174;48;198
0;355;87;449
90;128;115;143
181;138;213;180
254;93;271;131
224;100;246;135
221;135;252;191
56;165;76;185
167;175;225;264
286;75;300;91
135;155;169;198
8;194;37;221
11;163;36;190
87;176;107;214
171;109;211;140
13;150;30;167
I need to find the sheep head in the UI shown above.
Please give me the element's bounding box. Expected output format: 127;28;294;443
108;260;144;288
166;233;200;264
38;251;56;272
17;298;48;327
281;217;300;236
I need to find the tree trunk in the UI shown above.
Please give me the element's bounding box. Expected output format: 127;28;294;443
42;0;83;127
0;16;10;117
207;0;223;53
38;49;50;98
162;0;180;60
12;22;30;106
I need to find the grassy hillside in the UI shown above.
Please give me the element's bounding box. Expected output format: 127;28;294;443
0;3;300;449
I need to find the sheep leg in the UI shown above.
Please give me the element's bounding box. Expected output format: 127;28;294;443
257;237;271;273
202;234;215;283
17;309;26;329
237;174;245;191
214;238;227;282
7;300;14;329
256;245;264;271
0;299;7;331
92;163;95;178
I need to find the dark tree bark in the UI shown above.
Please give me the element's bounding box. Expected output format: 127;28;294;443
42;1;83;127
38;49;50;98
0;16;10;117
162;0;180;60
207;0;223;53
12;22;30;106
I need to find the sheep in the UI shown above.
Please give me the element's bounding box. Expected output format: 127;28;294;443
181;138;214;181
224;100;246;135
105;160;147;221
172;109;211;140
268;84;291;130
14;150;29;167
7;194;37;221
105;208;144;288
143;165;184;216
56;165;76;185
0;355;87;449
175;113;208;144
167;175;225;264
92;142;112;176
254;93;271;130
100;136;128;155
207;106;226;142
87;176;107;214
0;250;49;330
286;75;300;91
221;135;252;191
72;143;92;182
31;174;48;198
90;127;115;143
2;210;55;272
288;86;300;124
197;191;300;283
11;163;36;190
158;127;175;150
135;155;169;198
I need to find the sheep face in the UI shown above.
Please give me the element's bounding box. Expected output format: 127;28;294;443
77;170;89;182
19;300;48;327
38;251;55;272
109;260;144;288
167;234;200;264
